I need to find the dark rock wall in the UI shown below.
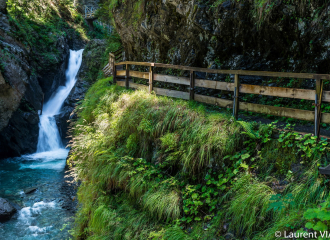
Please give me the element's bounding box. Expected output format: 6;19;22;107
0;11;44;158
113;0;330;76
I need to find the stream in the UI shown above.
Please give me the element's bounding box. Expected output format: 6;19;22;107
0;49;84;239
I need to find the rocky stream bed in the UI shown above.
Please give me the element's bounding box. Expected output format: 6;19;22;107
0;150;78;239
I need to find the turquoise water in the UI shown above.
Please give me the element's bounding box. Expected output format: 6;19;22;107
0;149;74;239
0;49;83;239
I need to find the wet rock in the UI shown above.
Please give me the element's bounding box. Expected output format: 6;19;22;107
60;155;79;213
0;110;39;158
0;198;17;222
54;106;74;145
0;0;7;13
9;201;22;211
39;53;69;102
76;39;107;83
24;187;37;194
30;219;38;226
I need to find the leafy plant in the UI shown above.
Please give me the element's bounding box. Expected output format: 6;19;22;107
304;200;330;233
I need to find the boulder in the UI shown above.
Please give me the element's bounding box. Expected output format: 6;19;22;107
0;198;17;222
24;187;37;194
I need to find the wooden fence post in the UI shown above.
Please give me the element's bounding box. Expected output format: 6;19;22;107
233;74;240;119
125;64;129;89
315;78;323;139
189;71;195;101
149;64;154;93
109;53;116;84
112;58;116;84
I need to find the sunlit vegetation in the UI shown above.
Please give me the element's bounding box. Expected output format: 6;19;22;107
69;77;330;239
5;0;88;70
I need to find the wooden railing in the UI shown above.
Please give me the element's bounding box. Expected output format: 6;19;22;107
104;58;330;138
84;5;97;19
103;48;123;76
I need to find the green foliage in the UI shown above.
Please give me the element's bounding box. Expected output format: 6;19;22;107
97;0;144;28
267;193;295;212
181;171;228;224
6;0;89;70
71;79;330;239
303;199;330;239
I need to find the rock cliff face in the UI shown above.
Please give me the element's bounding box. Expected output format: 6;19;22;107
113;0;330;76
0;11;43;157
0;4;86;158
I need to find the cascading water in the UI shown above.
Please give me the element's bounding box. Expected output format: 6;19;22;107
0;49;84;239
37;49;84;153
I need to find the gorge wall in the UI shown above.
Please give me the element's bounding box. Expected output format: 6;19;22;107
112;0;330;77
0;0;86;158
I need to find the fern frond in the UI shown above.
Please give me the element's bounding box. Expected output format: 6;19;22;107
237;121;258;139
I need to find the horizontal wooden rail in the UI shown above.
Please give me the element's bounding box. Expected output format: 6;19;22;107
115;70;330;102
109;60;330;138
195;94;330;124
115;61;330;80
116;61;154;67
154;88;190;100
116;81;330;124
154;74;190;85
130;71;149;79
117;80;148;91
117;70;126;76
195;79;330;102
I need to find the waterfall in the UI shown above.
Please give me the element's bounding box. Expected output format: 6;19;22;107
36;49;84;153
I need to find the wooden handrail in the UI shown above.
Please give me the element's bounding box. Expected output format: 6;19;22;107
106;59;330;138
115;61;330;80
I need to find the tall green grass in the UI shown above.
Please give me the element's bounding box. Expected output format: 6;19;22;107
70;77;329;239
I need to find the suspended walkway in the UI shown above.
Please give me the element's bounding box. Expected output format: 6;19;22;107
84;5;97;19
83;5;113;34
